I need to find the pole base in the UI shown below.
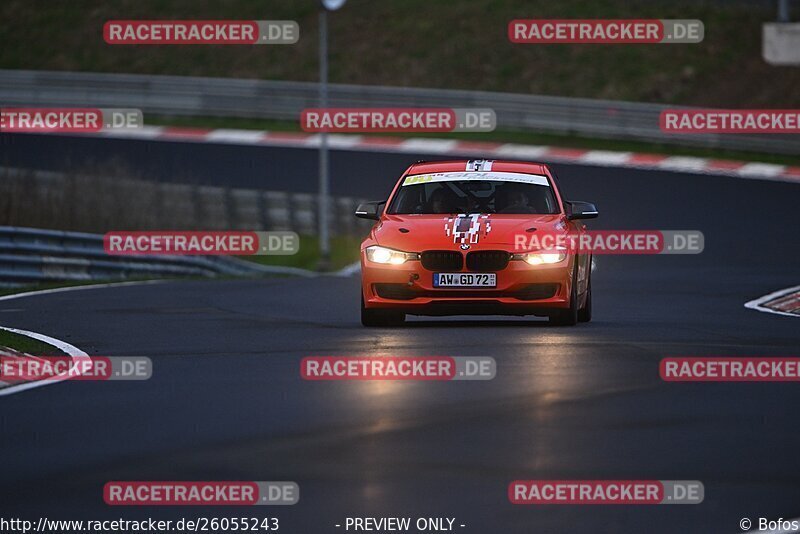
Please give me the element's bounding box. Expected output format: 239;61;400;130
316;254;333;272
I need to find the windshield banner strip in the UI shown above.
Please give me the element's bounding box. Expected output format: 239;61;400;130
402;171;550;187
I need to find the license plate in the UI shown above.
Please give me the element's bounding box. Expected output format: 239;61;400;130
433;273;496;288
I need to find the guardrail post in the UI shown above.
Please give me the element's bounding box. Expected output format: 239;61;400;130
287;192;298;233
259;190;271;230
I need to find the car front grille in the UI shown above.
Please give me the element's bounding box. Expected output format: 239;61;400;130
373;283;559;301
514;284;559;301
374;284;417;300
420;250;463;271
466;250;510;272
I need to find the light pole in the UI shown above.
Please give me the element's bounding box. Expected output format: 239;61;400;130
318;0;346;271
778;0;790;22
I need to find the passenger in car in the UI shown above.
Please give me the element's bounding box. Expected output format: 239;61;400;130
498;189;536;213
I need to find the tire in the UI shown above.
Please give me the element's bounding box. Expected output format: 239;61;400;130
578;271;592;323
549;266;579;326
361;295;405;327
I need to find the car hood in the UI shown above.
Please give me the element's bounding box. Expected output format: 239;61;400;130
373;213;566;250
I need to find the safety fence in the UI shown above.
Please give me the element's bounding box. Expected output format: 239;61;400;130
0;225;318;287
0;166;373;286
0;167;371;237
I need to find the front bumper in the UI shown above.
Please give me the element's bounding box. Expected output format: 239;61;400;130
361;254;574;316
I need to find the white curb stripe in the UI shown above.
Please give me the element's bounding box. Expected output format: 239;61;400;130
206;129;267;144
100;125;164;139
333;261;361;277
0;280;164;303
658;156;710;172
304;134;365;148
494;143;550;159
0;281;168;395
736;162;786;177
0;325;90;396
398;138;460;153
580;150;634;165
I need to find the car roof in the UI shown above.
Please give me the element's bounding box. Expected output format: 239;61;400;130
406;160;549;176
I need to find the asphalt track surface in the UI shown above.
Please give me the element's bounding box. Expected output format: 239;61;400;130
1;133;800;533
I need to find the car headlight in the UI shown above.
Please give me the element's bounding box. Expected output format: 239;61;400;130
512;247;568;265
365;245;419;265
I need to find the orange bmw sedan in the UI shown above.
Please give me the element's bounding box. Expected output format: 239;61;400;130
356;159;598;326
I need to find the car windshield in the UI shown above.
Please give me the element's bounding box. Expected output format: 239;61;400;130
387;173;559;215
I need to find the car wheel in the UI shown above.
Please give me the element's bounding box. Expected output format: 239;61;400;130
361;294;405;327
578;272;592;323
549;267;579;326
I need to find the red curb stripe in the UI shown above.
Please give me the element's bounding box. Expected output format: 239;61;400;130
358;136;406;146
627;153;669;165
452;140;504;152
706;159;747;171
783;166;800;177
772;302;800;313
261;131;313;142
542;147;589;159
765;292;800;313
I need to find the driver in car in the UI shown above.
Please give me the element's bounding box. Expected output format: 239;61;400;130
498;189;535;213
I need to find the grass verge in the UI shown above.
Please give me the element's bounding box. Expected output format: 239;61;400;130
0;329;65;356
241;234;362;271
1;0;796;108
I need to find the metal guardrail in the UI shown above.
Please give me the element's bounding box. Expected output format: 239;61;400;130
1;166;372;238
0;226;311;287
1;69;799;155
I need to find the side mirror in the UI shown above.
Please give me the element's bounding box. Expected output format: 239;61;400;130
565;200;599;220
355;201;385;221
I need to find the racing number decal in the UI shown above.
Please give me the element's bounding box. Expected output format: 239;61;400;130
445;214;492;244
466;159;494;171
